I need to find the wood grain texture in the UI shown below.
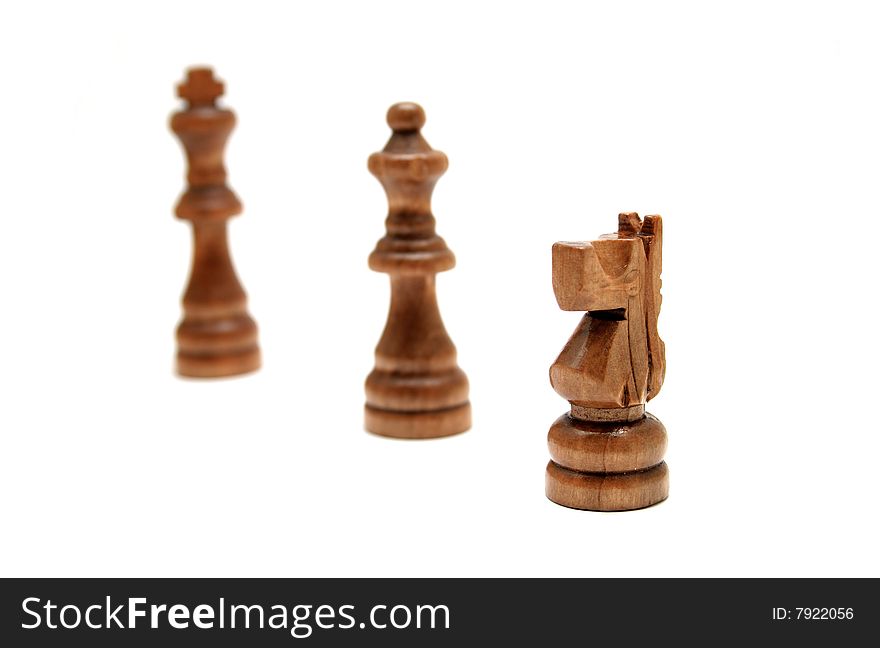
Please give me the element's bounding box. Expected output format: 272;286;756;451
548;412;667;474
546;461;669;512
170;68;260;378
365;103;470;439
546;214;667;511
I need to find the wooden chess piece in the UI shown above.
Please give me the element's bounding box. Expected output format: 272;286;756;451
170;68;260;378
546;213;667;511
364;103;471;438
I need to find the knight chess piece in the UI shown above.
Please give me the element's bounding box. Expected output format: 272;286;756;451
170;67;260;378
364;102;471;439
546;213;668;511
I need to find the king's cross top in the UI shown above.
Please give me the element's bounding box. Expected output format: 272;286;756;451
178;68;224;107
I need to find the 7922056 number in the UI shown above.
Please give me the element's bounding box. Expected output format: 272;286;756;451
796;608;853;620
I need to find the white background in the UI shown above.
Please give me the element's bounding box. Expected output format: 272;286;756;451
0;0;877;577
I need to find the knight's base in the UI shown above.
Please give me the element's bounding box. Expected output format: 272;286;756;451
365;402;471;439
546;460;668;511
545;410;669;511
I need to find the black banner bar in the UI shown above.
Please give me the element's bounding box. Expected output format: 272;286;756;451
0;578;872;646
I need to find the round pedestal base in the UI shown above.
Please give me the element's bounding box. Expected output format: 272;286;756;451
176;313;260;378
176;347;261;378
365;402;471;439
548;412;667;473
545;460;669;512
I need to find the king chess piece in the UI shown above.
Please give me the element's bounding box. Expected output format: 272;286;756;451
169;67;261;378
364;102;471;438
546;213;668;511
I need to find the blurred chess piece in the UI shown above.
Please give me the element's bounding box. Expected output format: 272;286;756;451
170;68;260;378
364;103;471;438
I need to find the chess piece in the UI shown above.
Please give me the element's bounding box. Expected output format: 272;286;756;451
546;213;667;511
170;68;260;378
364;103;471;438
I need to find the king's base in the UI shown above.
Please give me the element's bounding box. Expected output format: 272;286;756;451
365;402;471;439
545;460;669;511
176;347;261;378
176;313;260;378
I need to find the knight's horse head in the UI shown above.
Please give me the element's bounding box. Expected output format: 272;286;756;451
552;213;665;401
